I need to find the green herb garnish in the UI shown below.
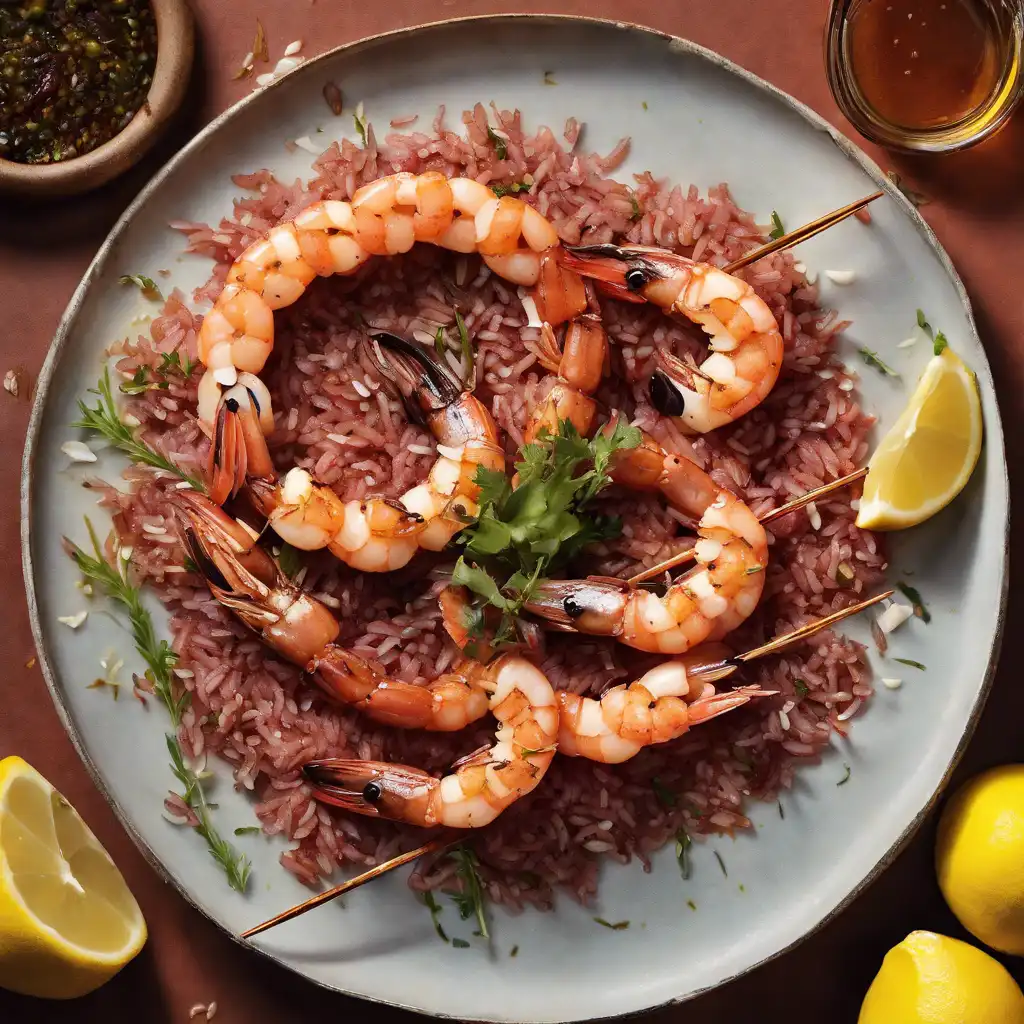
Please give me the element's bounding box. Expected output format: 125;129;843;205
119;274;164;302
452;937;471;949
768;211;785;240
277;543;304;580
353;110;368;145
510;944;519;957
714;851;727;877
449;846;489;940
73;367;204;489
594;917;629;930
675;831;692;880
687;900;697;911
455;310;474;388
837;764;852;786
543;71;557;86
423;890;449;943
434;325;447;359
453;418;641;651
630;195;642;220
897;582;931;622
858;347;900;378
233;826;262;836
894;658;926;671
118;350;195;396
641;100;648;111
916;308;930;332
777;800;785;819
69;520;248;891
794;679;809;698
933;331;949;356
487;126;508;160
652;776;677;808
490;181;531;198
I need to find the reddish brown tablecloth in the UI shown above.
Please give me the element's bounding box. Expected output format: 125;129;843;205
1;2;1022;1020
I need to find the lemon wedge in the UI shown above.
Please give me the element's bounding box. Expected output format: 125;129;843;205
0;756;146;998
856;347;982;531
858;931;1024;1024
937;765;1024;956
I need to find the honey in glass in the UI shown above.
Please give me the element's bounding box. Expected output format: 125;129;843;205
825;0;1024;152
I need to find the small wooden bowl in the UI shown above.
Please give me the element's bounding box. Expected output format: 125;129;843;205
0;0;195;197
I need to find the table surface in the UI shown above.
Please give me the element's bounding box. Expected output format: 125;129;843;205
2;1;1022;1020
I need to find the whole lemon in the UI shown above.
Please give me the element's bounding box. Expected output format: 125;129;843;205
936;765;1024;955
858;931;1024;1024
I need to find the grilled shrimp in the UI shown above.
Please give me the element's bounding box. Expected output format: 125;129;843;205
196;174;560;402
175;492;494;731
302;655;558;828
524;314;607;445
557;643;770;763
525;452;768;653
560;244;784;432
206;332;504;572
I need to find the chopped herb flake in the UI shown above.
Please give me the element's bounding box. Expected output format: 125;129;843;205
675;830;692;880
353;111;368;145
897;582;931;622
714;851;728;877
630;195;642;220
769;211;785;240
917;308;930;332
837;764;852;786
642;100;648;111
233;826;261;836
490;182;531;198
933;331;949;356
487;126;508;160
510;944;519;958
542;71;557;86
423;890;449;943
434;325;447;358
794;679;809;697
777;799;785;819
687;900;697;911
594;917;630;930
455;309;474;388
119;275;163;302
894;658;926;671
277;544;304;580
452;937;471;949
858;347;900;378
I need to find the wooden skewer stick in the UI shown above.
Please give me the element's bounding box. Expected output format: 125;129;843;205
239;586;892;939
240;833;459;940
627;467;868;587
723;191;885;274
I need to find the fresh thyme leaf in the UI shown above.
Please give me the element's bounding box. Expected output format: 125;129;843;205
434;325;446;358
423;891;449;943
594;917;629;930
452;937;471;948
490;182;531;198
858;347;900;378
233;826;261;836
675;830;692;880
166;734;250;892
487;126;508;160
894;657;926;671
158;349;195;379
119;274;163;301
73;367;204;489
542;70;556;85
277;543;304;580
768;211;785;240
455;310;474;388
933;331;949;356
652;776;677;808
353;110;368;145
897;582;931;623
714;851;728;877
448;846;489;941
837;764;852;786
794;679;809;698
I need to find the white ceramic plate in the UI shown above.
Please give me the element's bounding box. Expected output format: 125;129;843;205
22;16;1007;1022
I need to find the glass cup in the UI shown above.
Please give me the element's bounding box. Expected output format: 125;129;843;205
825;0;1024;153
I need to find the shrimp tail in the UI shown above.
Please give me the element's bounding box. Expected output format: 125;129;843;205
685;685;776;725
367;330;463;423
207;380;277;505
302;759;435;822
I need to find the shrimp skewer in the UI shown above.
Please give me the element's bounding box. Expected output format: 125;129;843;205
208;332;505;572
525;452;768;653
174;492;492;731
302;655;558;828
560;244;784;432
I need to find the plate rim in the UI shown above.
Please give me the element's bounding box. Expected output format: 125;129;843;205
20;13;1009;1020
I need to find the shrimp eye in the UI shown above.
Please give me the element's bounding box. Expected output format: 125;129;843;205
362;782;383;804
624;267;649;292
563;595;585;618
649;370;686;417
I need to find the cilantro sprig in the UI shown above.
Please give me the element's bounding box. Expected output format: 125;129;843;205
451;418;640;650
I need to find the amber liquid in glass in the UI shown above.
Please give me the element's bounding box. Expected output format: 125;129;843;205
846;0;1003;129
